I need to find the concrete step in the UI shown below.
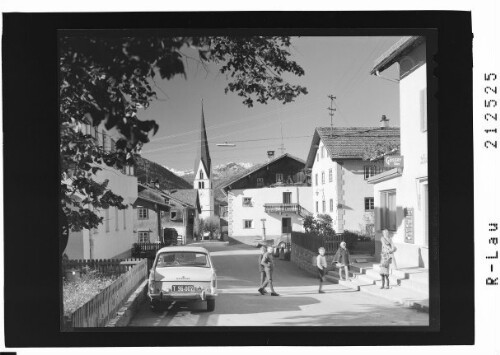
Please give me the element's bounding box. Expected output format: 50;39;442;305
351;255;376;263
399;273;429;294
360;284;429;312
365;269;404;285
349;262;374;275
326;269;357;279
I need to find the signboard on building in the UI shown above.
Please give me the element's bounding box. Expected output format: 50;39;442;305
404;207;414;244
384;155;404;168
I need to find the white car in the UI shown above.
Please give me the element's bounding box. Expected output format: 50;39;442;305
148;246;217;312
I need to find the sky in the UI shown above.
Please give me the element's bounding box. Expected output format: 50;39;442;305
138;36;402;172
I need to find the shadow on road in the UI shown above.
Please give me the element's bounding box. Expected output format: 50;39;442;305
269;302;429;326
190;293;320;315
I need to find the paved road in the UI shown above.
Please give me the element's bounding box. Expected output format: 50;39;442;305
128;242;429;326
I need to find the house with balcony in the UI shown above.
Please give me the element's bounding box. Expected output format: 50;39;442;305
305;126;400;236
219;153;313;246
368;36;429;269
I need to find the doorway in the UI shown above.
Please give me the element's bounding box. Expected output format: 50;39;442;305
282;217;292;234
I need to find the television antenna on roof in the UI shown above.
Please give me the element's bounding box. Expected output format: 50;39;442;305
327;94;336;137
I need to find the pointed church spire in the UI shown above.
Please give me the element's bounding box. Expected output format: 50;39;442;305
199;100;211;178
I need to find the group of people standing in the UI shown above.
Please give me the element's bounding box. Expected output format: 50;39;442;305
317;229;398;292
256;229;398;295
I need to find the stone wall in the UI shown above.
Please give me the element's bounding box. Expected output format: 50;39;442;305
291;244;335;276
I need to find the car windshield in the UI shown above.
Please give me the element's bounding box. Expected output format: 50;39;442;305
155;252;210;268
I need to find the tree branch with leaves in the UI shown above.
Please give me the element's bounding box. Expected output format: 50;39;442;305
60;34;308;236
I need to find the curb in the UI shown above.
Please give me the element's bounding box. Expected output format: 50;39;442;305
106;280;148;327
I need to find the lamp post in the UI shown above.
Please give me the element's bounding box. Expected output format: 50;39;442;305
261;218;267;241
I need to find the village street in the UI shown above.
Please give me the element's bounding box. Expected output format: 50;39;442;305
128;242;428;327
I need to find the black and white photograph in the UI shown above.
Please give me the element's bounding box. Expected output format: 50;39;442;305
58;31;433;329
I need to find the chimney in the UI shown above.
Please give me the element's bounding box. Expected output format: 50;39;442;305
267;150;275;161
380;115;389;129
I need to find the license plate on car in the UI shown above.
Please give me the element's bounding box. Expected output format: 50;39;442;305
172;285;195;293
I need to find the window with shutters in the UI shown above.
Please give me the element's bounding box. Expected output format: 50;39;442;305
330;199;334;212
243;220;253;229
321;171;325;184
329;168;333;182
322;200;326;213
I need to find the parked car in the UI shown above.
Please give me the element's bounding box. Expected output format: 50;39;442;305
147;246;217;312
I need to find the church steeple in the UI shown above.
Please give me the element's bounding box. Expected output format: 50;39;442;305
199;100;211;178
193;100;215;219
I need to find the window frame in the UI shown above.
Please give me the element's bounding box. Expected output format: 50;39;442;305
329;168;333;183
138;231;150;243
315;201;319;213
283;191;292;204
243;197;253;207
276;173;284;183
256;177;264;187
322;200;326;213
321;171;325;185
138;207;149;220
329;198;334;212
243;219;253;229
364;197;374;211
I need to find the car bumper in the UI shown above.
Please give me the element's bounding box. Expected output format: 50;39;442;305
148;290;217;303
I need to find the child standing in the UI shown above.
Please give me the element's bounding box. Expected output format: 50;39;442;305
333;241;351;281
316;247;327;293
379;253;391;289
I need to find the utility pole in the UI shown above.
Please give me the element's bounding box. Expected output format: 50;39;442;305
327;94;336;136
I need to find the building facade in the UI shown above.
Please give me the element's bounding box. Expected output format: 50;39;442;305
220;154;312;245
305;127;400;235
368;36;429;268
163;189;201;245
64;122;139;260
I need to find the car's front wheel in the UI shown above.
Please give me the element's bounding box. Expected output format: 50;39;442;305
206;299;215;312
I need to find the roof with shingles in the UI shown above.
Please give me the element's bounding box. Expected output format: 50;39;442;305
305;127;400;168
167;189;199;209
218;153;306;191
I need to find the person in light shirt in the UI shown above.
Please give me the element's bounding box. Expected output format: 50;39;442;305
316;247;327;293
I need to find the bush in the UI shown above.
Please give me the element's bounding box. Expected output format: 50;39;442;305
302;214;335;237
341;230;359;250
63;268;118;316
203;216;221;240
194;217;204;240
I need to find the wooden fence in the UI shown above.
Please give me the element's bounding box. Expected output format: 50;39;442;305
69;258;148;328
62;258;144;276
292;232;363;255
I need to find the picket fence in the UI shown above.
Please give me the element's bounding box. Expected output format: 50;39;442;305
69;258;148;328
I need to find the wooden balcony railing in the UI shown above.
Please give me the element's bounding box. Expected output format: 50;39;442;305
264;203;312;217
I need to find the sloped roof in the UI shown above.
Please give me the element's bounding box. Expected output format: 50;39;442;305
305;127;400;168
167;189;199;210
218;153;306;191
371;36;425;74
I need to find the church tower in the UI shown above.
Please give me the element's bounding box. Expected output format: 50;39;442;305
193;101;215;219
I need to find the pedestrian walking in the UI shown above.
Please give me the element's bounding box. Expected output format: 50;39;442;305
258;246;279;296
380;229;397;289
258;245;268;294
317;247;327;293
333;241;351;281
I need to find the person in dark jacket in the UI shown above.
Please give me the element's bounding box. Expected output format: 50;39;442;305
258;246;279;296
258;245;268;294
333;241;351;281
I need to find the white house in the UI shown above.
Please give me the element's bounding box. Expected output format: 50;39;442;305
305;126;400;235
64;122;139;260
219;153;313;246
193;103;215;219
368;36;429;268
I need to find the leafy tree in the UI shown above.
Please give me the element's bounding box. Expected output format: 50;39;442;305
203;216;221;240
302;214;335;237
60;34;308;237
361;140;400;161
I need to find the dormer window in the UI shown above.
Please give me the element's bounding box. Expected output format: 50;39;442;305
276;173;284;183
200;171;204;180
